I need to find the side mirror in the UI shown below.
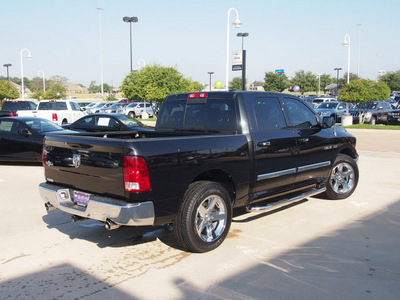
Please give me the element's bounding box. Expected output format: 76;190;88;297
114;123;122;130
322;116;335;128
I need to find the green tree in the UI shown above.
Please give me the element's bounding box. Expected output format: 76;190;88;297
263;72;289;92
379;71;400;91
320;74;335;92
43;81;67;99
290;70;318;94
340;79;390;123
0;81;19;105
88;81;99;93
229;77;244;90
122;64;203;110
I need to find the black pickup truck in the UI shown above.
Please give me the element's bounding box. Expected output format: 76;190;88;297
40;91;359;252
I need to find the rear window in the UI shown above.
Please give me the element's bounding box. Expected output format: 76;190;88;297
1;101;36;111
156;97;237;133
38;101;68;110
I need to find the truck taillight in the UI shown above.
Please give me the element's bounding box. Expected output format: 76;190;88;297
188;92;208;99
124;156;151;192
10;112;15;117
52;113;58;121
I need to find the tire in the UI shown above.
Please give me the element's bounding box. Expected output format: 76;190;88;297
62;119;68;125
128;111;136;118
324;154;359;200
175;181;232;253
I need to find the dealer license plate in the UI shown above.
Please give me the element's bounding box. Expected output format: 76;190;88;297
74;191;91;207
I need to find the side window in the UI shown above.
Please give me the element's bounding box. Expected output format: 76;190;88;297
75;116;95;128
71;102;81;111
250;97;287;131
0;121;14;132
283;97;319;129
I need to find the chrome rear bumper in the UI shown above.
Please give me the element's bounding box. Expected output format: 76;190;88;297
39;182;154;226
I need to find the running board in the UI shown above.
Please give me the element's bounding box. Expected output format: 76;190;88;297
246;187;326;213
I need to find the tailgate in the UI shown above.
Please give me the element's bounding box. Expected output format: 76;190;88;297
43;134;127;199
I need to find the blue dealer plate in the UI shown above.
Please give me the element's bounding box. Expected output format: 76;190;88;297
74;191;90;207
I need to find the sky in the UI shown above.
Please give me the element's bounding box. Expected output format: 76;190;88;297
1;0;399;89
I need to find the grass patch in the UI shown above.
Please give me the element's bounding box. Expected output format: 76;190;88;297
344;124;400;130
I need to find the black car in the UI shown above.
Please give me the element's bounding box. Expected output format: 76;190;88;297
349;101;392;125
62;113;153;132
0;100;37;116
387;109;400;125
0;117;72;163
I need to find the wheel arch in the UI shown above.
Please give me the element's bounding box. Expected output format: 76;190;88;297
192;169;236;205
338;146;358;160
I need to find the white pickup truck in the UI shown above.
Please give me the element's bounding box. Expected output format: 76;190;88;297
17;100;86;125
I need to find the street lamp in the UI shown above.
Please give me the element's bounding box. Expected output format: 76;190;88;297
237;32;249;90
343;34;351;84
137;58;146;69
334;68;342;96
225;8;242;91
38;70;45;93
356;23;363;77
123;16;139;72
20;48;32;100
207;72;214;91
317;73;322;96
3;64;12;81
97;7;104;97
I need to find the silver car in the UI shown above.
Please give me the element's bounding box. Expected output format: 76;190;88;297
124;102;154;118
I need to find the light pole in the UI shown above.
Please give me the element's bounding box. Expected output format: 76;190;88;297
123;16;139;72
225;8;242;91
356;23;363;77
97;7;104;97
317;73;322;96
207;72;214;91
137;58;146;69
20;48;32;100
237;32;249;90
343;34;351;84
334;68;342;96
3;64;12;80
38;70;45;94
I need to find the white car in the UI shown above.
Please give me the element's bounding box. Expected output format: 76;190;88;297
124;102;154;118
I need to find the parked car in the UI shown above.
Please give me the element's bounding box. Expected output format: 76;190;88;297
85;102;109;114
349;101;392;125
124;102;154;118
98;103;126;114
118;99;131;103
314;102;349;122
311;97;337;108
62;113;152;132
0;117;72;163
1;100;37;116
387;109;400;125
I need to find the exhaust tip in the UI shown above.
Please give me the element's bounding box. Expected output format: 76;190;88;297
105;219;121;231
45;202;56;212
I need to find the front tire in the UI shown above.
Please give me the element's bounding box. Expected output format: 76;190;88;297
175;181;232;253
324;154;359;200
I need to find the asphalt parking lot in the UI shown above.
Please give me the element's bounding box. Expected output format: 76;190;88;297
1;129;400;300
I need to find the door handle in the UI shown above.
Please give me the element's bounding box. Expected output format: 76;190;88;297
257;141;271;147
298;138;309;143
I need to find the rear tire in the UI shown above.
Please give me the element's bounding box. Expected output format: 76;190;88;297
324;154;359;200
175;181;232;253
128;111;136;118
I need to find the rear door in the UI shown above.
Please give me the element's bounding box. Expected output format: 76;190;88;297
246;95;298;201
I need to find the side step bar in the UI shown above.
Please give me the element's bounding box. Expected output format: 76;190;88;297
246;187;326;213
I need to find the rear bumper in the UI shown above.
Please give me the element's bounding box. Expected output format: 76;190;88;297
39;182;154;226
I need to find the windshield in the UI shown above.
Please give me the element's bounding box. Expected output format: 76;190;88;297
116;115;143;127
355;102;378;109
318;102;338;109
25;118;63;132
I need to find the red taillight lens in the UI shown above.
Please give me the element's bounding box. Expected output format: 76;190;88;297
188;92;208;99
10;112;15;117
124;156;151;192
52;113;58;121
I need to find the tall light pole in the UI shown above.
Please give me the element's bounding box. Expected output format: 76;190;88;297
97;7;104;97
38;70;45;93
317;73;322;96
137;58;146;69
3;64;12;81
207;72;214;91
343;34;351;84
225;8;242;91
20;48;32;100
356;23;363;77
123;16;139;72
237;32;249;90
334;68;342;96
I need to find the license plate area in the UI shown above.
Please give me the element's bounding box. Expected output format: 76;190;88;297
74;191;91;207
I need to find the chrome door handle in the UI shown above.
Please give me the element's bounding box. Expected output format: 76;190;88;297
257;141;271;147
298;138;309;143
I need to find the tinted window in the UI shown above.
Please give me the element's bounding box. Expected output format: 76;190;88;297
248;97;287;131
74;116;95;128
283;97;319;129
71;102;81;111
38;102;68;110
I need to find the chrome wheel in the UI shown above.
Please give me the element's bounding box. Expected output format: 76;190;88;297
329;162;355;195
195;195;227;242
